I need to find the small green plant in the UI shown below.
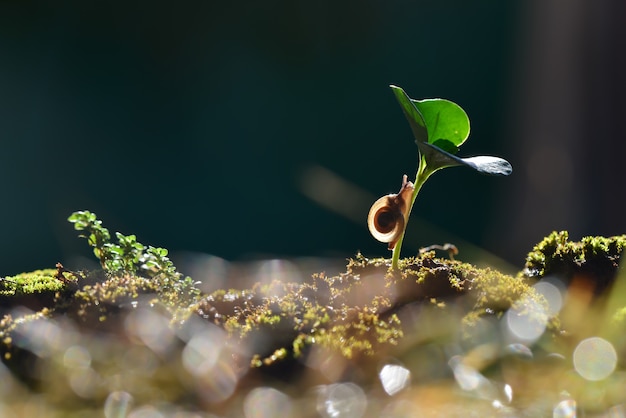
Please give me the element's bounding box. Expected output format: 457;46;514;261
68;210;200;301
368;86;512;270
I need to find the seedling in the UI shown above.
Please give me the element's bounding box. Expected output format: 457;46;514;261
368;85;512;270
68;210;201;301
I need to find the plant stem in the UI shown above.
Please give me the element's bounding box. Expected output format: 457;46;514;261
390;156;433;270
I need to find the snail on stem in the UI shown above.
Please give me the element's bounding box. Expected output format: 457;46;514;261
367;175;414;250
367;85;512;270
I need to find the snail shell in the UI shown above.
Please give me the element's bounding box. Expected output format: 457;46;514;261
367;175;415;250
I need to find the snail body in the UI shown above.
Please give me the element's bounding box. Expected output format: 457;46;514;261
367;175;415;250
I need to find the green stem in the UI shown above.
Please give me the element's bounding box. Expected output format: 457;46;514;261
390;156;434;270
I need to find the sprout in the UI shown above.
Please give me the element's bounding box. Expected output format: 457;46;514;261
368;85;512;269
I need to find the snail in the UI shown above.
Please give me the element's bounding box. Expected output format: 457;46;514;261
367;174;415;250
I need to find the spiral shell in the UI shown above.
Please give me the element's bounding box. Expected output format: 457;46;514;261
367;175;415;250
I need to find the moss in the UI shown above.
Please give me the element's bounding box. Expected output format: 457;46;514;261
0;235;616;367
194;251;551;367
2;232;626;415
0;269;68;296
0;269;77;315
0;241;569;373
522;231;626;294
0;266;201;371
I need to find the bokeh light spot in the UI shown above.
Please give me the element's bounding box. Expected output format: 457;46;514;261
553;399;576;418
68;367;100;399
244;387;292;418
449;356;485;391
104;391;134;418
573;337;617;381
504;298;547;343
379;364;411;396
533;278;565;316
124;308;176;356
316;383;367;418
63;345;92;369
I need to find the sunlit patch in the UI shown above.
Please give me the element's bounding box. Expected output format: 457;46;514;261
124;308;176;356
379;364;411;396
553;398;576;418
175;252;229;293
256;259;303;286
504;297;548;344
533;277;566;316
104;391;133;418
243;387;292;418
316;383;367;418
573;337;617;381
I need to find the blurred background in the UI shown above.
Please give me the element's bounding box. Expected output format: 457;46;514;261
0;0;624;276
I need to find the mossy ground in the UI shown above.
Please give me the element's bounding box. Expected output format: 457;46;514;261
0;232;625;416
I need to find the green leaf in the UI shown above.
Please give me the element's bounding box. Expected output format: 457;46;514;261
413;98;470;148
390;85;470;150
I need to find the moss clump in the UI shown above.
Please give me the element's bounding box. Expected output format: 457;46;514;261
0;266;201;378
195;252;549;367
523;231;626;294
0;269;68;297
2;231;625;416
196;262;404;366
0;269;78;316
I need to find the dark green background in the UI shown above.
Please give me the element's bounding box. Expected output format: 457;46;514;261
2;1;624;276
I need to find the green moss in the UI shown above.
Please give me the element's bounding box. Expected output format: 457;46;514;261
0;269;68;297
4;231;621;374
523;231;626;294
2;229;626;415
194;251;551;367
